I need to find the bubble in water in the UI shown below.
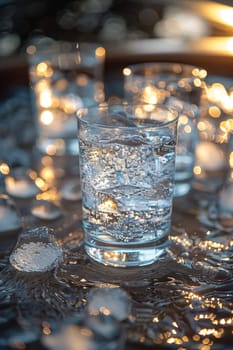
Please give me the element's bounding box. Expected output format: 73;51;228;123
9;226;62;272
0;194;21;233
87;287;131;322
31;200;62;221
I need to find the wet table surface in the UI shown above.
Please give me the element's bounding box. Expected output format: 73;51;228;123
0;81;233;350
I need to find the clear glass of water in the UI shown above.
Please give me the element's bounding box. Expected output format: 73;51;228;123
28;41;105;156
77;103;179;267
123;62;207;197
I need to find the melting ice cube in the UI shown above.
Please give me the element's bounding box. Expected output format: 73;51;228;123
87;287;131;322
9;226;62;272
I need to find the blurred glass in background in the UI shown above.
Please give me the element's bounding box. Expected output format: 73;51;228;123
0;0;233;58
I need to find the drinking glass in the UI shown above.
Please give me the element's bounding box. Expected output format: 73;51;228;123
77;103;179;267
123;62;207;197
194;82;233;193
28;41;105;156
198;133;233;230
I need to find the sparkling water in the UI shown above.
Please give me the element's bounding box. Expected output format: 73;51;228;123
79;131;176;266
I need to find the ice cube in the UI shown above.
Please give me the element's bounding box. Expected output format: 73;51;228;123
87;287;131;322
9;226;62;272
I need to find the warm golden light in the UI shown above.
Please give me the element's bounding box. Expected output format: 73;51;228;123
40;166;56;183
209;106;221;118
219;8;233;28
229;152;233;168
39;90;53;108
40;110;54;125
194;166;202;176
95;46;106;59
103;251;126;263
35;177;48;191
35;79;50;93
123;67;132;76
36;188;60;202
36;62;53;78
142;86;159;104
187;2;233;32
98;199;118;211
0;162;10;175
226;37;233;53
194;78;202;87
197;121;207;131
184;125;192;134
45;139;65;156
220;119;233;133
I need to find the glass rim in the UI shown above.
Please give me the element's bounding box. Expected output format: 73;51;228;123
123;62;208;79
27;40;105;65
76;103;179;130
27;40;102;55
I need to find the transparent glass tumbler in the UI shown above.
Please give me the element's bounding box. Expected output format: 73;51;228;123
77;103;179;267
123;62;207;197
28;41;105;156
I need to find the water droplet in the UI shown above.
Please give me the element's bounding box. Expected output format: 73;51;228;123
9;226;62;272
0;194;21;233
31;200;62;221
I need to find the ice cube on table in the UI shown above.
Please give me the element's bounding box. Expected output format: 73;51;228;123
9;226;62;272
87;287;131;322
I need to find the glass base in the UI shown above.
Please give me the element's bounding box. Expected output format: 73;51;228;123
84;238;169;267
